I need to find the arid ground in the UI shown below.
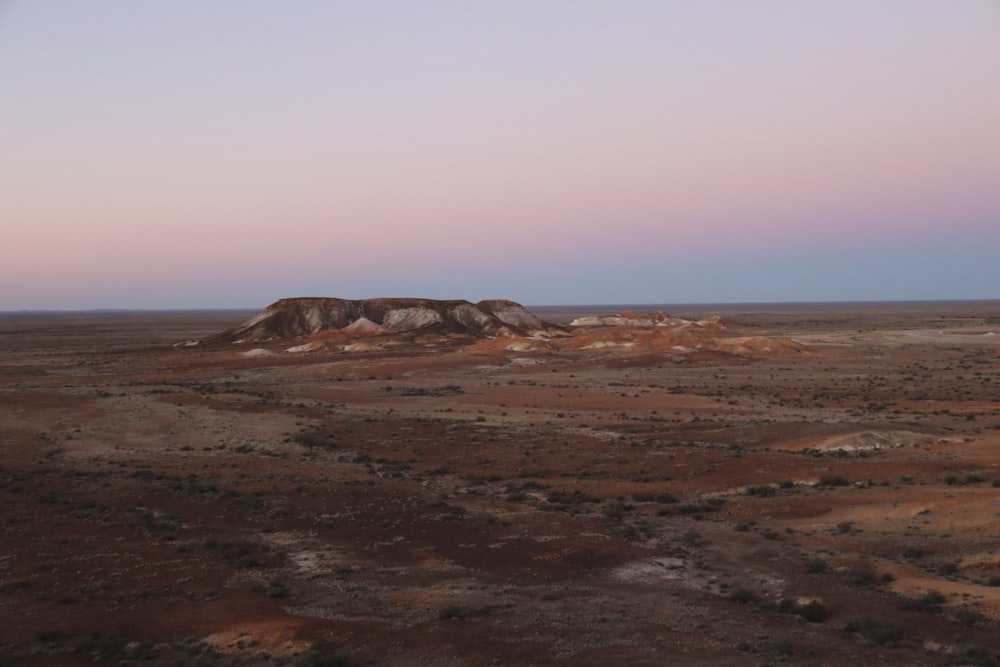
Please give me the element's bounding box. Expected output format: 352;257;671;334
3;302;1000;666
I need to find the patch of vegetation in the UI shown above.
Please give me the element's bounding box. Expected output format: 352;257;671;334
797;600;831;623
72;631;127;660
954;608;986;627
426;497;466;519
631;490;678;503
35;629;64;643
436;604;494;620
842;567;877;587
805;557;829;573
844;617;903;646
205;538;286;569
602;499;634;520
774;598;830;623
936;561;959;576
547;489;602;506
899;590;945;613
292;429;339;450
399;385;464;397
304;639;352;667
675;502;716;515
728;587;760;605
682;530;703;546
941;646;999;666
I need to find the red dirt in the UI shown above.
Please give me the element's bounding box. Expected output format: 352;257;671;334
2;303;1000;665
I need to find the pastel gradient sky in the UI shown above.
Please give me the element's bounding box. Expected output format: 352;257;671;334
2;1;999;310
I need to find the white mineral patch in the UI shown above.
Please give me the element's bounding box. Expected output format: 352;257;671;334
382;308;443;332
286;341;324;353
344;317;389;335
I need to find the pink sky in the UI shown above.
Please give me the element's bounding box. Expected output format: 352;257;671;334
2;1;999;309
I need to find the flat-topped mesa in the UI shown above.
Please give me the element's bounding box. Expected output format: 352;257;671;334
192;297;554;346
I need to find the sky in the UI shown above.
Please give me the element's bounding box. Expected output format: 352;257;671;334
2;1;999;310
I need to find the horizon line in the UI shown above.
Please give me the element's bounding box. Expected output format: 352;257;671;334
2;297;999;315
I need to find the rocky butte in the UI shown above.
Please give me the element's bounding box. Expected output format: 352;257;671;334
184;297;559;348
181;297;808;359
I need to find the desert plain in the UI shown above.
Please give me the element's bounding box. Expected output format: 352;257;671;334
2;300;1000;666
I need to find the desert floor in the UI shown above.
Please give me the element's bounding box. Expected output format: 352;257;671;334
2;302;1000;666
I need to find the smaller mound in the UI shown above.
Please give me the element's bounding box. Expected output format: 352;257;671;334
694;315;736;329
240;348;274;358
778;430;938;452
285;341;328;353
536;310;811;359
343;341;383;353
343;317;390;336
558;328;639;350
570;311;680;328
712;336;808;356
465;338;552;354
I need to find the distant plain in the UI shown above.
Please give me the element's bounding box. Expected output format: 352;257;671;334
2;300;1000;666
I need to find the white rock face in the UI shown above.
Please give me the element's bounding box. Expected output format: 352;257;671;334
479;300;546;330
382;308;444;332
447;303;494;330
571;316;636;327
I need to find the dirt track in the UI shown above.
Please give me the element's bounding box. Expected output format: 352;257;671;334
2;303;1000;666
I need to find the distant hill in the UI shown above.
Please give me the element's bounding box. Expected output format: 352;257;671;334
187;297;557;346
179;299;808;359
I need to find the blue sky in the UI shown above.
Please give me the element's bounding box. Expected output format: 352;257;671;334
2;1;998;309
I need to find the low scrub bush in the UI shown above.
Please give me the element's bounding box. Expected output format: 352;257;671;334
843;567;877;587
899;590;945;613
805;557;829;574
746;484;776;497
304;639;351;667
728;588;760;605
844;617;903;646
798;601;830;623
292;430;338;450
954;608;986;627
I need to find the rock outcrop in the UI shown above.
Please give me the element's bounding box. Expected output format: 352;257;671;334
465;310;808;358
191;297;555;346
182;301;807;359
